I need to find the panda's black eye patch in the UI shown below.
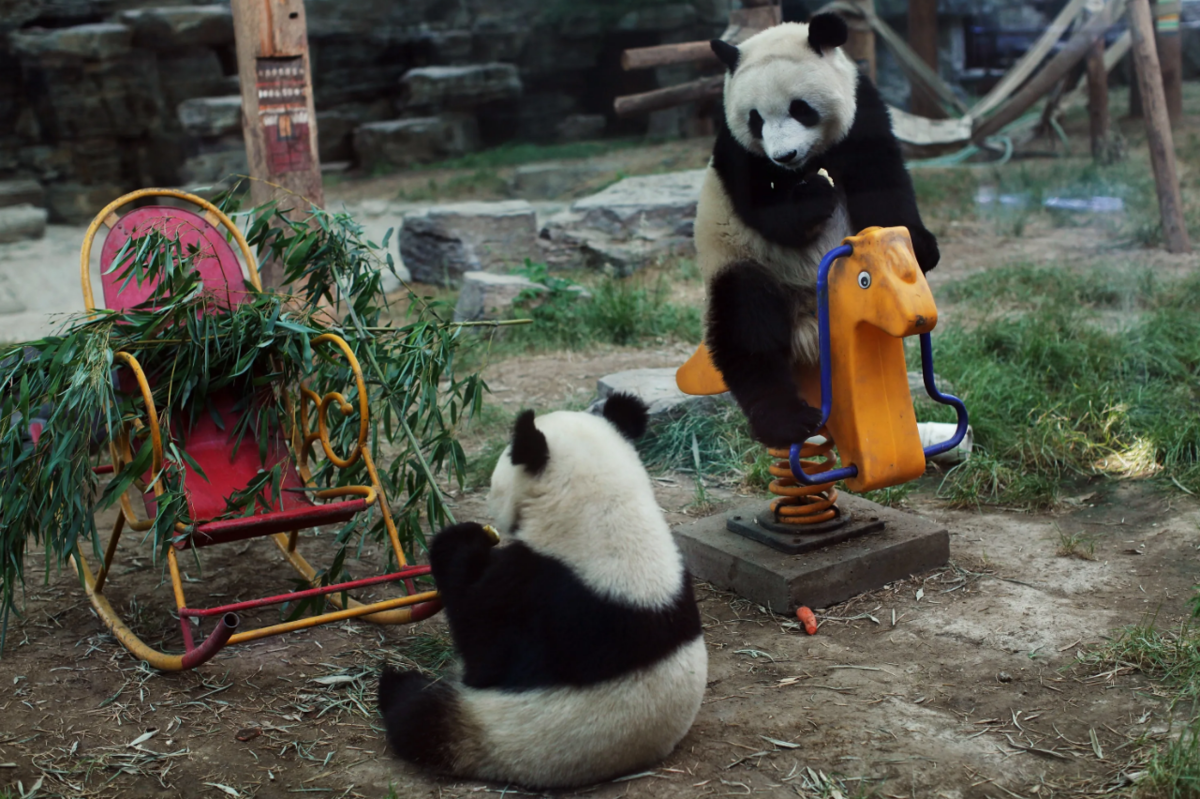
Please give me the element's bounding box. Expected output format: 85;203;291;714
748;109;764;139
790;100;819;127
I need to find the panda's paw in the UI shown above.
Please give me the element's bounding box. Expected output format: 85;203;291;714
747;398;824;449
792;176;838;226
909;227;940;273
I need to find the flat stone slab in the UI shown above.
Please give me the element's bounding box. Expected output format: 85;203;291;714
591;367;731;419
673;493;949;613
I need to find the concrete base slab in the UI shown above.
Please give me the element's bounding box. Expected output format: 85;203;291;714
673;494;949;612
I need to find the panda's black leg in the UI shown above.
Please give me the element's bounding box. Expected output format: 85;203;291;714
707;263;824;448
428;522;496;614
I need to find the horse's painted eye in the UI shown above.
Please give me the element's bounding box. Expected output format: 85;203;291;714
857;271;871;289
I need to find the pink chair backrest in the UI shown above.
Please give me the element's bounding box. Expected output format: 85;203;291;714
99;206;250;312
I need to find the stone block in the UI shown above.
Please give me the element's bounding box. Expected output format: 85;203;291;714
118;5;234;50
353;115;479;170
0;179;45;209
157;48;226;112
453;271;544;322
177;95;242;137
400;201;538;286
44;182;123;224
570;169;705;240
509;162;609;200
22;51;165;140
10;23;132;60
0;204;48;243
179;141;248;186
590;367;731;420
556;113;606;142
673;494;950;612
400;63;522;109
616;4;698;31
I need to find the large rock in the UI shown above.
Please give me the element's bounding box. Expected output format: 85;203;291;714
179;138;248;186
10;22;133;60
44;182;123;224
157;48;227;112
354;115;479;169
453;271;544;322
590;368;732;420
570;169;705;239
508;161;610;200
0;179;45;209
556;113;606;142
400;63;522;109
19;50;165;140
1;0;113;33
0;204;48;243
177;95;242;137
400;201;538;286
118;5;234;50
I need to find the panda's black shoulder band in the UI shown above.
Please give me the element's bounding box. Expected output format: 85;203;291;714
510;409;549;476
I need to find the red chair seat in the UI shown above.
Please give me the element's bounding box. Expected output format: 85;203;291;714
138;393;369;549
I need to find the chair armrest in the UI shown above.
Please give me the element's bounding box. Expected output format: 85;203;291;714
298;333;370;472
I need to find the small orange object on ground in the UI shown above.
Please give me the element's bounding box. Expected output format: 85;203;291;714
796;606;818;635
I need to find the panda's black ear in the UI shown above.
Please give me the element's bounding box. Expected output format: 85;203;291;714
602;393;649;441
510;409;549;476
711;39;739;72
808;13;848;55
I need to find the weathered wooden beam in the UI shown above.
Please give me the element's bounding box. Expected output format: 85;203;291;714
908;0;943;119
614;75;724;118
622;41;718;71
1087;38;1110;160
1128;0;1191;252
971;0;1115;142
844;0;876;80
969;0;1089;120
231;0;324;287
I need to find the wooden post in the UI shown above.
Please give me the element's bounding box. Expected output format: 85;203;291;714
1156;0;1183;122
908;0;944;118
844;0;876;80
1128;0;1191;253
1086;37;1110;160
231;0;324;287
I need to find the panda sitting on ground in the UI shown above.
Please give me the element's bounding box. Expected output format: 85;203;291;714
377;394;706;789
696;13;940;448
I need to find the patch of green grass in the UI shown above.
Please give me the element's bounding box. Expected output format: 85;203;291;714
396;169;507;202
941;261;1155;310
1079;622;1200;798
496;263;702;353
638;404;761;487
1055;526;1096;560
917;265;1200;508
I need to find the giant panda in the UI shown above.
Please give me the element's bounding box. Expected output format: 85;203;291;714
377;394;706;789
696;14;939;448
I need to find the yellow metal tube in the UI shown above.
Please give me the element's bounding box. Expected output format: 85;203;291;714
226;591;439;645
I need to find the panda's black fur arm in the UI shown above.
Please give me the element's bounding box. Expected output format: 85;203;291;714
428;529;701;691
707;264;824;447
818;77;940;273
711;115;837;249
428;522;497;611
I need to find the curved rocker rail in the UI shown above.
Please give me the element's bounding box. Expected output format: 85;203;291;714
789;243;969;487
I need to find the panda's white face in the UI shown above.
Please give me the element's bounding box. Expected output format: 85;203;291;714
721;22;859;169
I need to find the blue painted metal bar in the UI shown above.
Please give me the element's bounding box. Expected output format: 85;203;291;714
918;332;969;458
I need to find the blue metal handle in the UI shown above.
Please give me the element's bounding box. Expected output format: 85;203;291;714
918;332;969;457
786;245;970;486
790;244;854;487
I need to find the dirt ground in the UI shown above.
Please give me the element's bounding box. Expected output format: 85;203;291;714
6;115;1200;798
